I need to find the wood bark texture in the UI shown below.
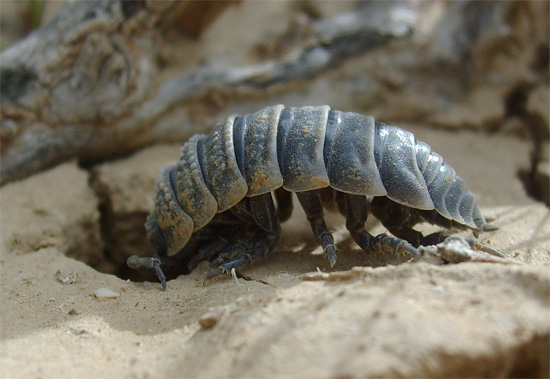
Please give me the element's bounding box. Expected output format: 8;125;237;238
0;0;413;185
1;0;548;190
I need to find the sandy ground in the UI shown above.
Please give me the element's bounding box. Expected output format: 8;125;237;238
1;126;549;378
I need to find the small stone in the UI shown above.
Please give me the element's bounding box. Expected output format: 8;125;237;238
198;309;224;329
94;288;120;299
55;270;77;284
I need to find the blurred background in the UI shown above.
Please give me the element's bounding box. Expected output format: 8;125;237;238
1;0;547;198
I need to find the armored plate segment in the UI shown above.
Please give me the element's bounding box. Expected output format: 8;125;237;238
414;141;436;181
278;106;331;191
374;123;434;210
472;203;487;230
415;139;478;228
426;163;455;220
458;190;479;229
150;165;194;256
234;105;285;196
175;134;218;231
419;150;444;187
443;177;467;225
324;111;387;196
201;115;248;212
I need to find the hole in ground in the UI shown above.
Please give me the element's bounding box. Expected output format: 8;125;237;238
84;168;168;284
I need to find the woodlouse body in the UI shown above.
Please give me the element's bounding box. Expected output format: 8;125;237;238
128;105;498;288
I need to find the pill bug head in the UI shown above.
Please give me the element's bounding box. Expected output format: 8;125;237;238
146;165;194;258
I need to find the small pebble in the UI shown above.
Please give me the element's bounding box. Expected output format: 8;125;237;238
198;315;219;329
55;270;77;285
94;288;120;299
198;309;224;329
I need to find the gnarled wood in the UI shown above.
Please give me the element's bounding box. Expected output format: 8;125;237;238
0;0;412;185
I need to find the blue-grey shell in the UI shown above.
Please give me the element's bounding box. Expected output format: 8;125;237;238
150;105;487;255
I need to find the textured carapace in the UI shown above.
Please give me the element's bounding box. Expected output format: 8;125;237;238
128;105;499;289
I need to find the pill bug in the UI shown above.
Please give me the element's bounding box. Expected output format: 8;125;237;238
128;105;501;289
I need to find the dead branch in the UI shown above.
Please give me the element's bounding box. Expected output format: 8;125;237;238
0;0;412;185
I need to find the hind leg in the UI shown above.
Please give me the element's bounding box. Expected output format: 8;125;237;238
370;197;503;257
380;224;504;258
370;196;453;248
368;196;428;246
336;192;419;257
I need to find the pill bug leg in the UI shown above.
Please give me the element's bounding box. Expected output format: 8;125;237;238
401;231;503;258
296;190;337;266
370;196;454;248
369;196;504;257
128;211;250;289
368;196;426;246
336;192;419;258
274;187;293;223
207;192;282;277
185;239;229;271
127;256;168;289
128;224;237;289
206;231;280;278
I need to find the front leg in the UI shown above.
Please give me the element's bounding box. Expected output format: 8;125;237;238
208;193;282;277
206;228;281;278
127;211;248;289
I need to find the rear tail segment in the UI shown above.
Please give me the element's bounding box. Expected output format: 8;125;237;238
413;138;490;230
372;121;491;231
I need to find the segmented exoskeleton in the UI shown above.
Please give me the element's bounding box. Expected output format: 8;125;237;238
128;105;501;289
